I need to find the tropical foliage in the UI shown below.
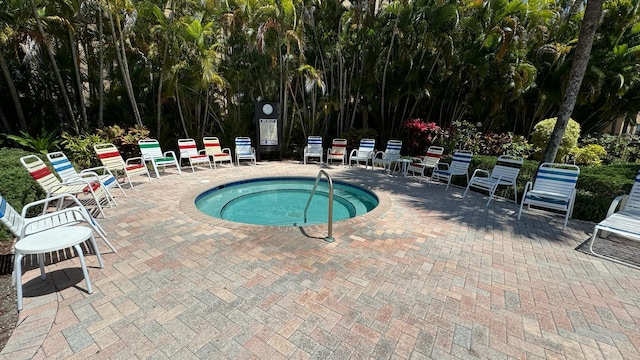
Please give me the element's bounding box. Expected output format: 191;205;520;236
1;0;639;152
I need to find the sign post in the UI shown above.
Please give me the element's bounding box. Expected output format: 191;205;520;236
255;102;281;160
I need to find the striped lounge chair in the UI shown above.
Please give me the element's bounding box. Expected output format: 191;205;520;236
235;137;256;166
138;139;182;178
202;137;233;168
517;162;580;229
372;140;402;172
94;143;151;189
463;154;524;206
407;146;444;180
349;138;376;169
303;136;323;164
46;151;126;200
430;150;473;190
326;138;347;166
178;138;212;172
20;155;112;218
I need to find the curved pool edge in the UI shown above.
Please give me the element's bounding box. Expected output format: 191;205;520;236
179;175;392;233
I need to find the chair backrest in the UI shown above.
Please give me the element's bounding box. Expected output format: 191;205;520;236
449;150;473;175
357;138;375;156
139;139;164;159
203;137;225;156
329;139;347;156
623;169;640;215
235;137;253;155
178;138;199;157
307;136;323;153
533;163;580;195
382;140;402;160
0;195;24;237
20;155;62;190
46;151;79;181
490;154;524;183
422;146;444;168
94;143;125;170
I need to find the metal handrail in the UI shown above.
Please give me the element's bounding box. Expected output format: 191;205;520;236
303;170;335;242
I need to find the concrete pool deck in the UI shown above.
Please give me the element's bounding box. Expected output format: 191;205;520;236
2;161;639;359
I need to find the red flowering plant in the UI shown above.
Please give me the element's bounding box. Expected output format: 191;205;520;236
402;118;440;155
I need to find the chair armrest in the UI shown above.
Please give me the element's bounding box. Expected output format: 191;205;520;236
82;166;110;175
125;156;145;165
521;181;533;196
606;194;629;218
222;148;231;154
349;149;357;157
373;151;384;159
470;169;489;178
436;163;450;170
21;193;85;217
409;157;423;163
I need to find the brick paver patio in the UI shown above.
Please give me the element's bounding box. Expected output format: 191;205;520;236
2;161;639;359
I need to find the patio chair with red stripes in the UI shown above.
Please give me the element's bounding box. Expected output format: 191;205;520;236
94;143;151;189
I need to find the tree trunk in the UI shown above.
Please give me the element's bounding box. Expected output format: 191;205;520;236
30;0;79;133
107;6;143;128
0;51;27;131
97;1;104;128
69;27;88;131
541;0;604;164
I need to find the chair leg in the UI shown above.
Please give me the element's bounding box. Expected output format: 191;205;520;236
73;244;93;294
15;252;24;310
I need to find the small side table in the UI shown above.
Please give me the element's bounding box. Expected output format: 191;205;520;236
395;158;413;178
14;226;103;311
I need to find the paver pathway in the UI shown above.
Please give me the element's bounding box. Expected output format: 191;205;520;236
2;161;639;359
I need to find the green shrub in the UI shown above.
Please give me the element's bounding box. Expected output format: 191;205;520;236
573;163;640;221
580;133;640;164
0;148;47;242
572;144;606;166
62;132;110;169
530;117;580;162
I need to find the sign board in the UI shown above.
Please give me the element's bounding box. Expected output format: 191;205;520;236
259;118;278;146
255;101;281;160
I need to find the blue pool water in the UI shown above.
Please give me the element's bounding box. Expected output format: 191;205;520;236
195;177;378;226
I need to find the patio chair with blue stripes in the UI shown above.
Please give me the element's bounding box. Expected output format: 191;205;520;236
430;150;473;190
463;154;524;206
372;139;402;173
304;136;324;164
235;137;257;166
349;138;376;169
517;162;580;229
47;151;127;200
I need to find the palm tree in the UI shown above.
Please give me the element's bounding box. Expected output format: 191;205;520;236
541;0;604;163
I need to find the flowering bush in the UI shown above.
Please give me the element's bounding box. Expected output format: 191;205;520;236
403;118;440;155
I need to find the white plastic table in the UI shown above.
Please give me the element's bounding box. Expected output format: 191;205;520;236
14;226;103;310
394;158;412;178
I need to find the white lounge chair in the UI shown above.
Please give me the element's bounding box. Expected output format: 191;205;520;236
46;151;127;200
517;162;580;229
202;137;233;168
178;138;213;172
588;169;640;268
372;140;402;173
0;194;109;310
303;136;323;164
463;154;524;206
430;150;473;190
21;155;112;218
94;143;151;189
138;139;182;178
407;146;444;180
326;138;347;166
349;138;376;169
235;137;257;166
